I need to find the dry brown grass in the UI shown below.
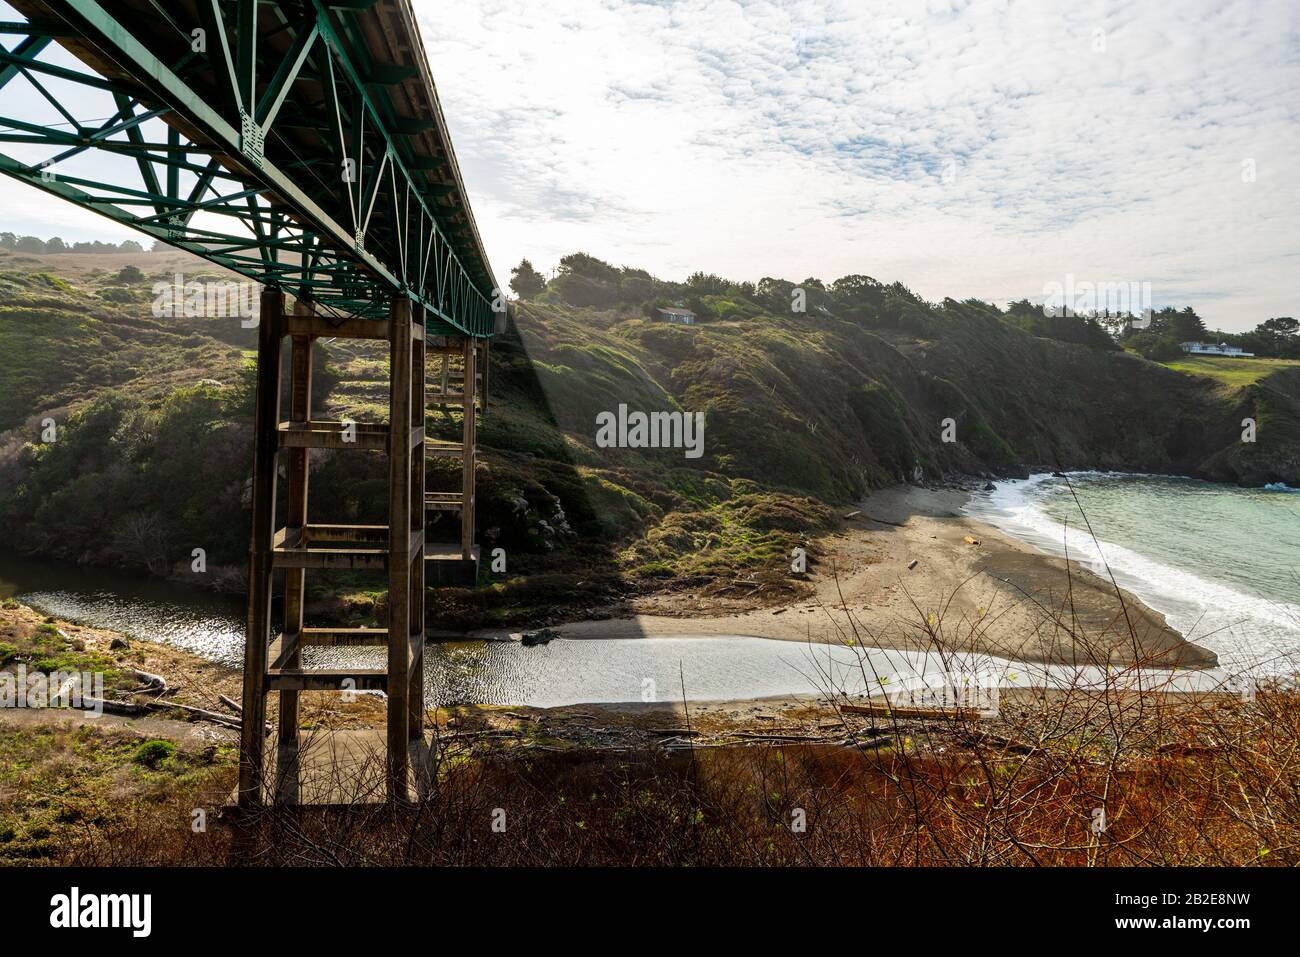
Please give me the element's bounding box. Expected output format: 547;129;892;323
53;666;1297;867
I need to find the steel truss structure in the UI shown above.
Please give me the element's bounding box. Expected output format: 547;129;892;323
0;0;499;334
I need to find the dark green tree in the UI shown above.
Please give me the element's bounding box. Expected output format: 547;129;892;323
509;258;546;299
755;277;796;310
830;274;885;317
1249;317;1300;358
686;272;728;296
1260;316;1298;337
1168;307;1207;342
551;253;621;307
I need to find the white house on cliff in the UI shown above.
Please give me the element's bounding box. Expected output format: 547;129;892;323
1180;342;1254;358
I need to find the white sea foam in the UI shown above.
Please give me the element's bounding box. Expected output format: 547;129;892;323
964;474;1300;676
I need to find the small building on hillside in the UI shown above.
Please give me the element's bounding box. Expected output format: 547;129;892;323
1181;342;1254;358
654;307;696;326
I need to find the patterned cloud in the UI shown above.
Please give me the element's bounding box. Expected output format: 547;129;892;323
421;0;1300;331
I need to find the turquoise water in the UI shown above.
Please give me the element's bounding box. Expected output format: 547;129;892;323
965;473;1300;673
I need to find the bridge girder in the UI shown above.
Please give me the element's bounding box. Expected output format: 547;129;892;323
0;0;499;336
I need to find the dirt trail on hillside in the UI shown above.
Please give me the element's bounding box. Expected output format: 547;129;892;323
474;485;1217;670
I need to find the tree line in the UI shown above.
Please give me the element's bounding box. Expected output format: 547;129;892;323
1108;308;1299;361
0;233;146;254
509;253;1297;359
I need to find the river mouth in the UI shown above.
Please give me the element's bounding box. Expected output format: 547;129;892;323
426;635;857;707
415;635;1233;707
1;549;1241;708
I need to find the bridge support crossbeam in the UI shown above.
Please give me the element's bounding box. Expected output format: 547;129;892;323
423;335;486;585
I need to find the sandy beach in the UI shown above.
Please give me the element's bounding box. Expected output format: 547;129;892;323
474;484;1218;670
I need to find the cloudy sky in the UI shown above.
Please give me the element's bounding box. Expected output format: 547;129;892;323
3;0;1296;331
416;0;1299;331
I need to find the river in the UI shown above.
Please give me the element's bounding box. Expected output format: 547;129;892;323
0;540;1243;708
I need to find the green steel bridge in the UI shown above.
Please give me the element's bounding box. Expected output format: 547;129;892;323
0;0;498;334
0;0;503;803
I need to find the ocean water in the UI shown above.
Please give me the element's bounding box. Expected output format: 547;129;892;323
964;473;1300;674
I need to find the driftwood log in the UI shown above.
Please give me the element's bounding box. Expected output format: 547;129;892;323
80;697;149;717
74;666;270;732
141;699;244;729
957;731;1037;755
841;734;896;750
840;703;985;721
124;667;170;697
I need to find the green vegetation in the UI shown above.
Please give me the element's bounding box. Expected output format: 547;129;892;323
622;491;832;582
509;258;546;299
132;739;176;768
2;382;254;570
1116;309;1299;362
0;617;127;691
1003;298;1118;350
507;270;1300;495
0;265;252;431
0;721;234;862
1163;355;1300;387
3;247;1299;621
0;231;144;254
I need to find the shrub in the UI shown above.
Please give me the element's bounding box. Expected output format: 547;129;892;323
98;287;134;304
1128;332;1184;362
132;740;176;769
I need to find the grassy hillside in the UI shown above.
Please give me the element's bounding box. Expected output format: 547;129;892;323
2;248;1297;623
1163;354;1300;387
0;253;254;432
509;295;1300;496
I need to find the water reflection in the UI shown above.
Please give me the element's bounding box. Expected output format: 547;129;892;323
423;636;837;707
0;550;246;664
